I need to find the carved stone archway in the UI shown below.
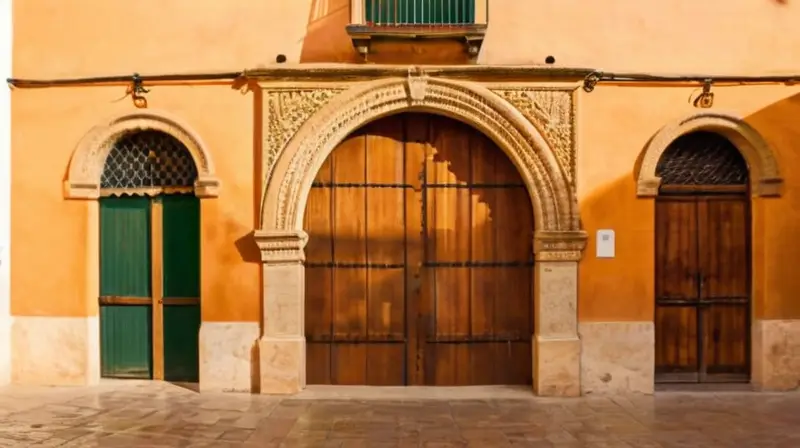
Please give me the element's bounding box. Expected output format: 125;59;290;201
261;77;579;234
255;75;587;397
65;110;221;199
637;111;783;197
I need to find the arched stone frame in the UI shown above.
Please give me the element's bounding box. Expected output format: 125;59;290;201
639;111;784;392
255;76;587;396
636;111;783;197
65;110;221;199
63;110;219;386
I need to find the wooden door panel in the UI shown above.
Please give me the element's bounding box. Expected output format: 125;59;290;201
366;345;405;385
655;306;698;377
304;156;334;383
655;199;698;301
703;305;748;375
422;115;533;386
331;344;367;385
655;198;700;380
404;114;428;386
699;198;749;300
698;197;750;379
161;195;201;382
364;117;407;352
163;305;200;382
99;196;153;379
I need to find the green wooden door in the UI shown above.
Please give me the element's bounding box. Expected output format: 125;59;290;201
161;194;201;382
99;196;153;378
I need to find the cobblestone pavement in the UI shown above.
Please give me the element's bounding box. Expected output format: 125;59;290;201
0;381;799;447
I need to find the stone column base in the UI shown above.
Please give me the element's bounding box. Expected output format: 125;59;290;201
752;319;800;391
533;335;580;397
259;336;305;394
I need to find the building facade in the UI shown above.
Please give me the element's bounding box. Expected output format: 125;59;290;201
5;0;800;395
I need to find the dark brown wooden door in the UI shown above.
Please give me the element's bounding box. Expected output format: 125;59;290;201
655;189;750;383
304;113;534;386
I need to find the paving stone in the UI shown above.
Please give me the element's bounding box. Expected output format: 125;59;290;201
0;382;799;446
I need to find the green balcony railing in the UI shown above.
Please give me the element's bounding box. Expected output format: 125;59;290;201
364;0;482;26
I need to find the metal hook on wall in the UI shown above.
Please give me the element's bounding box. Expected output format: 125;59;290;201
693;78;714;109
127;73;150;108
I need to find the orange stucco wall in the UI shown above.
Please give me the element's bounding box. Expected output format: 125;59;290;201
578;86;800;322
10;1;800;323
10;86;261;321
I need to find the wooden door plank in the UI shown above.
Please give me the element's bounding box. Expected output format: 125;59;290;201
99;196;153;379
655;198;700;381
330;130;369;385
468;135;496;386
424;115;472;386
699;196;750;380
305;155;335;385
471;139;533;385
404;114;428;386
151;198;164;381
363;117;406;386
161;194;201;382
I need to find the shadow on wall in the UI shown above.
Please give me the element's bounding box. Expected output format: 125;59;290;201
577;91;800;325
744;92;800;319
300;0;361;63
578;174;655;323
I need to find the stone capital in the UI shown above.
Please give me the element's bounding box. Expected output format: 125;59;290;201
254;230;309;265
194;177;221;198
636;177;661;197
533;230;587;262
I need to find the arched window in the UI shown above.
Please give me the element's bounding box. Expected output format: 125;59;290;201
100;130;198;195
656;131;749;186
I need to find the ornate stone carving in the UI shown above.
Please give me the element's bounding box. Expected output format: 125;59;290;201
263;88;343;188
66;110;220;199
406;68;429;105
492;88;576;185
262;77;581;235
254;230;309;265
637;111;783;198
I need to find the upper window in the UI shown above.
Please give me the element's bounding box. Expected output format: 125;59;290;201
364;0;476;26
348;0;488;61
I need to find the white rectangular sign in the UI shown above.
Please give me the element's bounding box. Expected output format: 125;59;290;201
596;229;615;258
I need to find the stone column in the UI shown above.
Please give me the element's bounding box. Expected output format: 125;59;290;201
532;230;586;397
254;229;308;394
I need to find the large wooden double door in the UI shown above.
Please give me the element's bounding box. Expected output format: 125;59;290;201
655;189;750;383
304;113;534;386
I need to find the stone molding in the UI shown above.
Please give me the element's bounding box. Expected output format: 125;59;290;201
533;230;588;262
65;110;221;199
637;111;782;197
254;230;309;265
260;75;582;234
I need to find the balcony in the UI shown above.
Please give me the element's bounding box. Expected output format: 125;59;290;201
346;0;488;62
